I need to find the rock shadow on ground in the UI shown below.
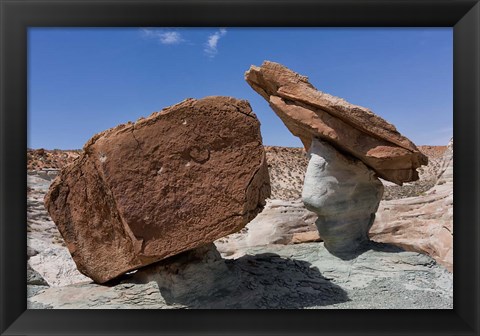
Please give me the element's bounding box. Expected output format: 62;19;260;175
135;252;350;309
327;240;405;261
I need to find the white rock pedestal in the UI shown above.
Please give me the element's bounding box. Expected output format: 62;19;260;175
302;138;384;256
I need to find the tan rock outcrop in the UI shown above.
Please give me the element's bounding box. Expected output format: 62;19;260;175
215;199;319;258
245;61;428;185
370;138;453;271
45;96;270;283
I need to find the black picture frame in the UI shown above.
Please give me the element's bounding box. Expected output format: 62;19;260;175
1;0;479;335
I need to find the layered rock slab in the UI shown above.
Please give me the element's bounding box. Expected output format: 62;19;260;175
245;61;427;185
44;96;270;283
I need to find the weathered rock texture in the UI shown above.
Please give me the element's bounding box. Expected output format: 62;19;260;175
302;138;384;255
29;245;91;287
28;173;92;286
215;199;319;258
436;138;453;185
370;138;453;271
44;96;270;283
28;242;453;309
28;145;444;201
131;243;233;305
245;61;428;185
27;263;49;286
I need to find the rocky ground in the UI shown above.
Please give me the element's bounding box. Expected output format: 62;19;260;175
26;143;453;309
27;148;80;171
265;146;309;200
28;242;452;309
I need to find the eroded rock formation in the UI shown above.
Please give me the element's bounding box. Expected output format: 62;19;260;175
245;61;427;185
245;61;427;254
44;96;270;283
302;138;384;255
215;199;319;258
370;138;453;271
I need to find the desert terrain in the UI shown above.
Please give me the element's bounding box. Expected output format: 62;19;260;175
26;62;453;309
265;145;447;201
27;140;453;309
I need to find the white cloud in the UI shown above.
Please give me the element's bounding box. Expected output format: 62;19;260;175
159;31;182;45
204;28;227;57
141;28;184;45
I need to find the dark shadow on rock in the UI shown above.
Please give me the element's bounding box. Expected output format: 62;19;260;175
327;240;405;260
140;252;349;309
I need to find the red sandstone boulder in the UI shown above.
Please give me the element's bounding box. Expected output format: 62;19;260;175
245;61;428;185
45;96;270;283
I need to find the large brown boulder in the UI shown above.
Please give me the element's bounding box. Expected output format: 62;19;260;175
44;96;270;283
245;61;427;185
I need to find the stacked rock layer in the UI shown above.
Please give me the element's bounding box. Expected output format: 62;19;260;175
245;61;428;185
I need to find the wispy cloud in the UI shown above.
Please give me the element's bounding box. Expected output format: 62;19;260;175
204;28;227;57
141;28;184;45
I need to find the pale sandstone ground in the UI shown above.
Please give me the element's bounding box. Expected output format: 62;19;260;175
27;173;91;287
26;144;452;308
28;242;452;309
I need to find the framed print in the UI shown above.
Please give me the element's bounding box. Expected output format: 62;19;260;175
1;0;479;335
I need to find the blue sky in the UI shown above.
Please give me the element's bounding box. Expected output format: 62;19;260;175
28;28;452;149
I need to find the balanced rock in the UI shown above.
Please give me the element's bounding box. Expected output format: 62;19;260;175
45;96;270;283
245;61;427;185
302;138;384;255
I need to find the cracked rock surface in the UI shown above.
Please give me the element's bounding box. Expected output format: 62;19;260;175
44;96;270;283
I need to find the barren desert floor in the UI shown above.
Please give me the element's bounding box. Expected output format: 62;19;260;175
27;144;453;309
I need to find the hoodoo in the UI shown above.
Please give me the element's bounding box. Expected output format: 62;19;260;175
245;61;427;254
